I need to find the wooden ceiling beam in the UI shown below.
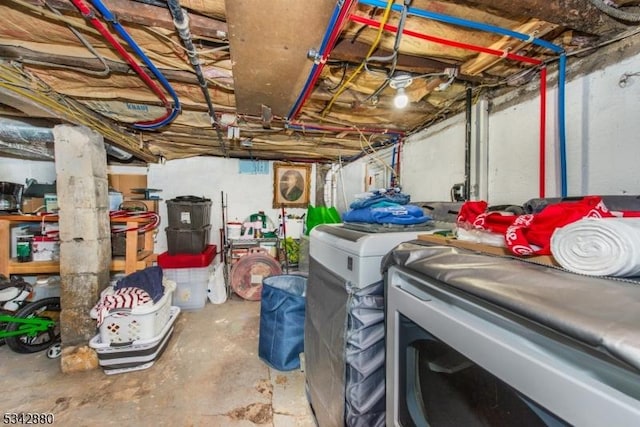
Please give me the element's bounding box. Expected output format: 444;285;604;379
22;0;228;41
330;40;456;72
453;0;630;37
0;45;199;84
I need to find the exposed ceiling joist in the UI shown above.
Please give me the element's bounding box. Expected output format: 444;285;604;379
1;0;639;163
22;0;228;41
455;0;630;37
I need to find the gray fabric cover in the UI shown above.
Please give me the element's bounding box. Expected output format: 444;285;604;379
382;240;640;372
305;257;386;427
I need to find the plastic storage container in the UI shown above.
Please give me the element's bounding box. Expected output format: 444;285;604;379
165;225;211;255
95;280;176;344
166;196;212;230
31;276;61;301
258;275;307;371
162;264;212;311
89;306;180;375
157;244;217;269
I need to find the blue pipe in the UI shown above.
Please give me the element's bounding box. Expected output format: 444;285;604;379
558;54;567;197
359;0;568;196
360;0;563;53
390;145;396;187
286;1;343;119
89;0;181;130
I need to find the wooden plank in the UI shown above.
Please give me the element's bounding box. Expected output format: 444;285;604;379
8;259;60;275
225;0;336;116
23;0;228;41
0;220;10;277
125;221;138;274
461;20;556;76
452;0;629;37
417;234;559;267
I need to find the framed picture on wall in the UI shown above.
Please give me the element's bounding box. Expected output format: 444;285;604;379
273;162;311;208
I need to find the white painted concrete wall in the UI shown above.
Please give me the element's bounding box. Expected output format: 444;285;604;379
148;157;313;254
339;52;640;208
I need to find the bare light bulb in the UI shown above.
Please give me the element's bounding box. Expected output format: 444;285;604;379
394;87;409;109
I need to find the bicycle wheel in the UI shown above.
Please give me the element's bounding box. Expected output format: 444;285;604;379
5;297;61;354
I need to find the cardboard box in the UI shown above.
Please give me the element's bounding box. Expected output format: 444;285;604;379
108;174;159;213
108;174;147;198
22;197;45;213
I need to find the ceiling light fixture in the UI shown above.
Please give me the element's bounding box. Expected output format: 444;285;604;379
389;74;413;109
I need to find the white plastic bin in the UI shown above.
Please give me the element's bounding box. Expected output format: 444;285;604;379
163;264;211;311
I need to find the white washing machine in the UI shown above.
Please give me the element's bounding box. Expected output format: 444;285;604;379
309;223;437;288
305;222;444;427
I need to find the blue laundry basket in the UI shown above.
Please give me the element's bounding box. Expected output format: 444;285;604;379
259;274;307;371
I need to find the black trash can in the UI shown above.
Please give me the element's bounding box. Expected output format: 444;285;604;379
259;275;307;371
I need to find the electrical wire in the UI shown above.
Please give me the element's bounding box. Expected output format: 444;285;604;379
356;127;399;184
321;0;395;116
109;210;160;234
144;26;231;56
0;61;145;156
363;1;410;102
587;0;640;22
42;1;110;77
326;63;349;92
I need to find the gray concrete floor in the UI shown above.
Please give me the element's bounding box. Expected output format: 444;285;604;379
0;296;316;427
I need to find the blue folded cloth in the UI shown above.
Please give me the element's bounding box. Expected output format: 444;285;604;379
350;188;410;209
342;204;431;225
114;266;164;303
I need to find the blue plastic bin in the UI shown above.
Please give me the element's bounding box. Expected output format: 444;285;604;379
259;275;307;371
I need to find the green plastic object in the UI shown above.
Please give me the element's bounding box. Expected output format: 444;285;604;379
305;205;341;235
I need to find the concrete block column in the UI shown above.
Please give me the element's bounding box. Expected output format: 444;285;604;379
53;125;111;373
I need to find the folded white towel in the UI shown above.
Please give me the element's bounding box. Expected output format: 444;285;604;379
551;217;640;276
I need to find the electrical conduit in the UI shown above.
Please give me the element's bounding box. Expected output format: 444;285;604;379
87;0;181;130
166;0;226;154
359;0;568;197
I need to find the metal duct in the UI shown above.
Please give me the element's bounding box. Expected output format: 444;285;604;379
0;117;133;161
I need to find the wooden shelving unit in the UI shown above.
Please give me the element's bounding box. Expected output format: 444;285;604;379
0;214;156;277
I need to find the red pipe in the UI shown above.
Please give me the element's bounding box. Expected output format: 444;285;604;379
539;66;547;198
349;14;542;66
70;0;173;126
289;0;359;120
396;138;402;184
